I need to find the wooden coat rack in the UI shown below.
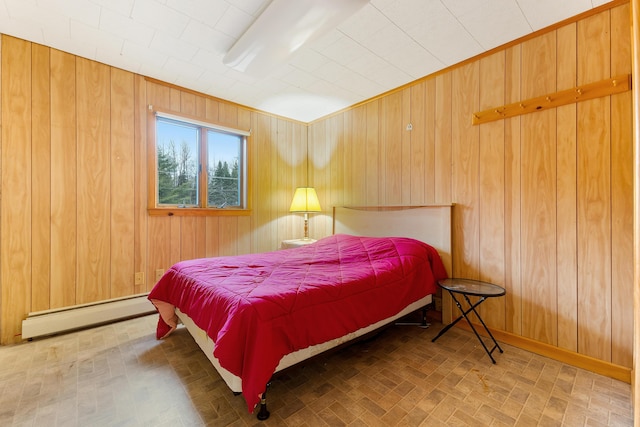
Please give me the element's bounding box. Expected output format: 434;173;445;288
472;74;631;125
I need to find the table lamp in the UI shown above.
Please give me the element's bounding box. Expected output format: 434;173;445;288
289;187;321;240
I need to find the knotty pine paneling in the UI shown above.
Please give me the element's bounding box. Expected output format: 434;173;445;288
254;113;274;253
342;110;354;207
434;73;452;205
50;49;77;310
267;117;279;245
451;62;480;280
520;32;558;346
276;120;292;244
409;81;428;204
520;107;558;346
423;78;437;204
307;4;633;368
365;101;381;206
350;105;367;206
31;43;51;312
329;115;345;216
1;36;32;343
110;68;136;299
76;58;111;304
504;44;522;336
478;52;506;330
308;119;328;236
400;89;412;205
133;75;148;295
577;9;612;362
0;35;308;343
382;92;403;206
610;3;633;368
555;22;579;353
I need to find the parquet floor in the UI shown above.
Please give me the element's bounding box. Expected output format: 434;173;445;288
0;313;632;426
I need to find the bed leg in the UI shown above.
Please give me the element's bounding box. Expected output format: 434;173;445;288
256;383;271;421
395;306;431;328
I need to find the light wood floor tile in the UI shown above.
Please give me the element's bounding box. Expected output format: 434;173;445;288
0;314;632;426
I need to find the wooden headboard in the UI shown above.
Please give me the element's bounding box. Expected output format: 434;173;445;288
332;205;453;277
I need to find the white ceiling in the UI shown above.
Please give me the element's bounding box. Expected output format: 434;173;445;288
0;0;613;123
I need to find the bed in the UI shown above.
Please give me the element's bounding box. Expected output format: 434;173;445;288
148;205;452;420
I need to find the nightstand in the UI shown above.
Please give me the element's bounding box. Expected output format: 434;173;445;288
281;238;317;249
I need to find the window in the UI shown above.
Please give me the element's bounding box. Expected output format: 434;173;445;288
150;110;249;214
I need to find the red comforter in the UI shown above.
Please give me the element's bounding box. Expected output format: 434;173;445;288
148;234;447;412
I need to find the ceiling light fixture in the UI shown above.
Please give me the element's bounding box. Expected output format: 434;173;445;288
223;0;369;75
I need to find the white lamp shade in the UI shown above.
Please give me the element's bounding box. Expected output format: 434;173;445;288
289;187;321;212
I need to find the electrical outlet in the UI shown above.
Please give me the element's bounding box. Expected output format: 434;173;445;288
155;269;165;282
134;272;144;285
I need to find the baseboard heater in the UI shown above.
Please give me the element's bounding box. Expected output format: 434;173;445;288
21;293;156;340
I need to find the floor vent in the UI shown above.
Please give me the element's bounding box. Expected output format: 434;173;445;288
21;293;156;340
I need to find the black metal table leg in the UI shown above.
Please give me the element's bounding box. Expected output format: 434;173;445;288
456;293;502;363
431;281;506;364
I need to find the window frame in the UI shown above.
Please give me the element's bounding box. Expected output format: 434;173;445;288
147;107;251;217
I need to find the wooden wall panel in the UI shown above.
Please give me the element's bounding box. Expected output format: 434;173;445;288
308;120;329;237
400;89;411;204
267;118;280;245
520;32;558;345
520;108;558;345
555;23;579;352
169;214;181;264
423;79;437;204
276;120;292;244
1;36;31;343
31;43;51;312
382;92;403;205
181;217;197;261
342;110;354;207
219;217;238;256
50;49;77;309
434;73;452;204
504;44;522;335
76;58;111;304
134;75;148;292
577;10;612;361
255;114;273;253
110;68;135;298
478;52;506;329
330;115;345;220
351;105;367;206
451;62;480;279
409;82;427;204
0;35;313;343
365;101;380;205
610;3;633;368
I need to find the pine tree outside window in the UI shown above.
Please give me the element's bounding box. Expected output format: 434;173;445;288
150;111;248;214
